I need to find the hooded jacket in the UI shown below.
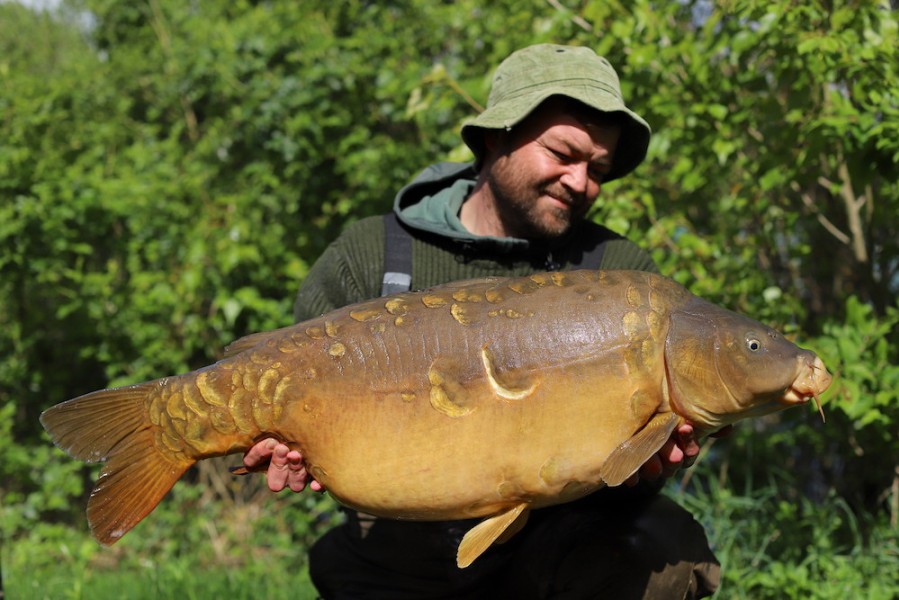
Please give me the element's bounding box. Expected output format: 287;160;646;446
294;162;657;322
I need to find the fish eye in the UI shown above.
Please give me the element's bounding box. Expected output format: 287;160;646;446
747;339;762;352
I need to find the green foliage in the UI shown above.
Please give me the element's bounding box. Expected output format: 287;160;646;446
814;297;899;433
1;0;898;598
599;0;899;326
803;298;899;520
3;457;338;598
673;466;899;599
5;533;320;599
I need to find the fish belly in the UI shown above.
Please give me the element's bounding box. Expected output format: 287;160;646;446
265;303;667;520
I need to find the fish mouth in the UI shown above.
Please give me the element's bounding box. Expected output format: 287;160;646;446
782;355;832;422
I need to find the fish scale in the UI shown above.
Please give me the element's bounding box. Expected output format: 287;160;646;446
40;269;831;567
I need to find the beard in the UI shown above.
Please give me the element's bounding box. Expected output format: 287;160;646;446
485;158;591;240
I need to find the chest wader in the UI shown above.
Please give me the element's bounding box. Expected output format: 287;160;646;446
380;213;609;297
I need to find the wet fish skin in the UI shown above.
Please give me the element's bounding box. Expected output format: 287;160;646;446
40;269;832;567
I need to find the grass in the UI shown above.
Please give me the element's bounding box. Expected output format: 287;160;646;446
2;518;321;600
4;558;319;600
668;445;899;600
2;457;335;600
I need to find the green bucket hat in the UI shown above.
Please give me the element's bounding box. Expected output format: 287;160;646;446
461;44;651;182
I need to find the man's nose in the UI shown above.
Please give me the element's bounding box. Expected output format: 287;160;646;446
561;162;592;196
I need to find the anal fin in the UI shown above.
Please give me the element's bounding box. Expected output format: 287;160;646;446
457;503;529;568
600;412;679;487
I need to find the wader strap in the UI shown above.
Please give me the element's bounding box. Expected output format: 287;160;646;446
381;213;413;297
576;240;606;271
381;213;610;295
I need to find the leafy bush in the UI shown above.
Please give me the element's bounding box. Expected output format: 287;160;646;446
4;457;339;598
673;465;899;599
2;1;897;597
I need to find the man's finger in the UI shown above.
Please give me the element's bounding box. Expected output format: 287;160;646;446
265;443;292;492
658;439;684;477
243;437;278;468
675;424;701;470
285;450;309;492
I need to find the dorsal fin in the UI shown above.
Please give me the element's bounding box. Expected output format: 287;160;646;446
222;327;292;358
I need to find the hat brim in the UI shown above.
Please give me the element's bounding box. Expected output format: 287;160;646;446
461;90;650;182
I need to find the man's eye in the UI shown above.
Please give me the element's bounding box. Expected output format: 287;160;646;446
588;167;606;182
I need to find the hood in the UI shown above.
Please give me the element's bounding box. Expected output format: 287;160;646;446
393;162;596;258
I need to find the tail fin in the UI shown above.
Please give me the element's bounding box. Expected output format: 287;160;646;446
40;382;194;544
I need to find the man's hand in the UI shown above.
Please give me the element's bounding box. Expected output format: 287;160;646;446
243;438;325;493
624;423;734;487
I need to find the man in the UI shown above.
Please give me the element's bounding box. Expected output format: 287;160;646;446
244;44;721;598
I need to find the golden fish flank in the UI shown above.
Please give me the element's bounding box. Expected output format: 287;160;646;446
195;371;228;407
276;336;301;354
450;303;473;325
497;479;523;500
626;283;643;308
629;389;658;424
622;311;643;341
488;308;528;319
181;380;207;416
39;269;832;569
385;298;408;316
646;310;664;341
422;294;449;308
485;288;506;304
258;368;281;399
538;456;566;486
452;289;483;303
648;286;668;314
549;272;572;287
527;273;551;287
350;308;382;322
427;364;474;417
324;321;341;338
508;278;542;295
480;347;537;401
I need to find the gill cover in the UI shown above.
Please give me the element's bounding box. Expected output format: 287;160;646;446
664;296;809;433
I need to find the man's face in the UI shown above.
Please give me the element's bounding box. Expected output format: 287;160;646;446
484;104;621;240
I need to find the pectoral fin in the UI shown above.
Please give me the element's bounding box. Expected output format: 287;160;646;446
457;503;529;568
600;412;679;487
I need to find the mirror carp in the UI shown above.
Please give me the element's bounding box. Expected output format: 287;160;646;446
40;270;832;567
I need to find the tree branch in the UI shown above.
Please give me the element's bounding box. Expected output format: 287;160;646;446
793;181;851;245
545;0;594;32
836;156;869;264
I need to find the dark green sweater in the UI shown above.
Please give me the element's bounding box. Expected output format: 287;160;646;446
294;162;657;321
